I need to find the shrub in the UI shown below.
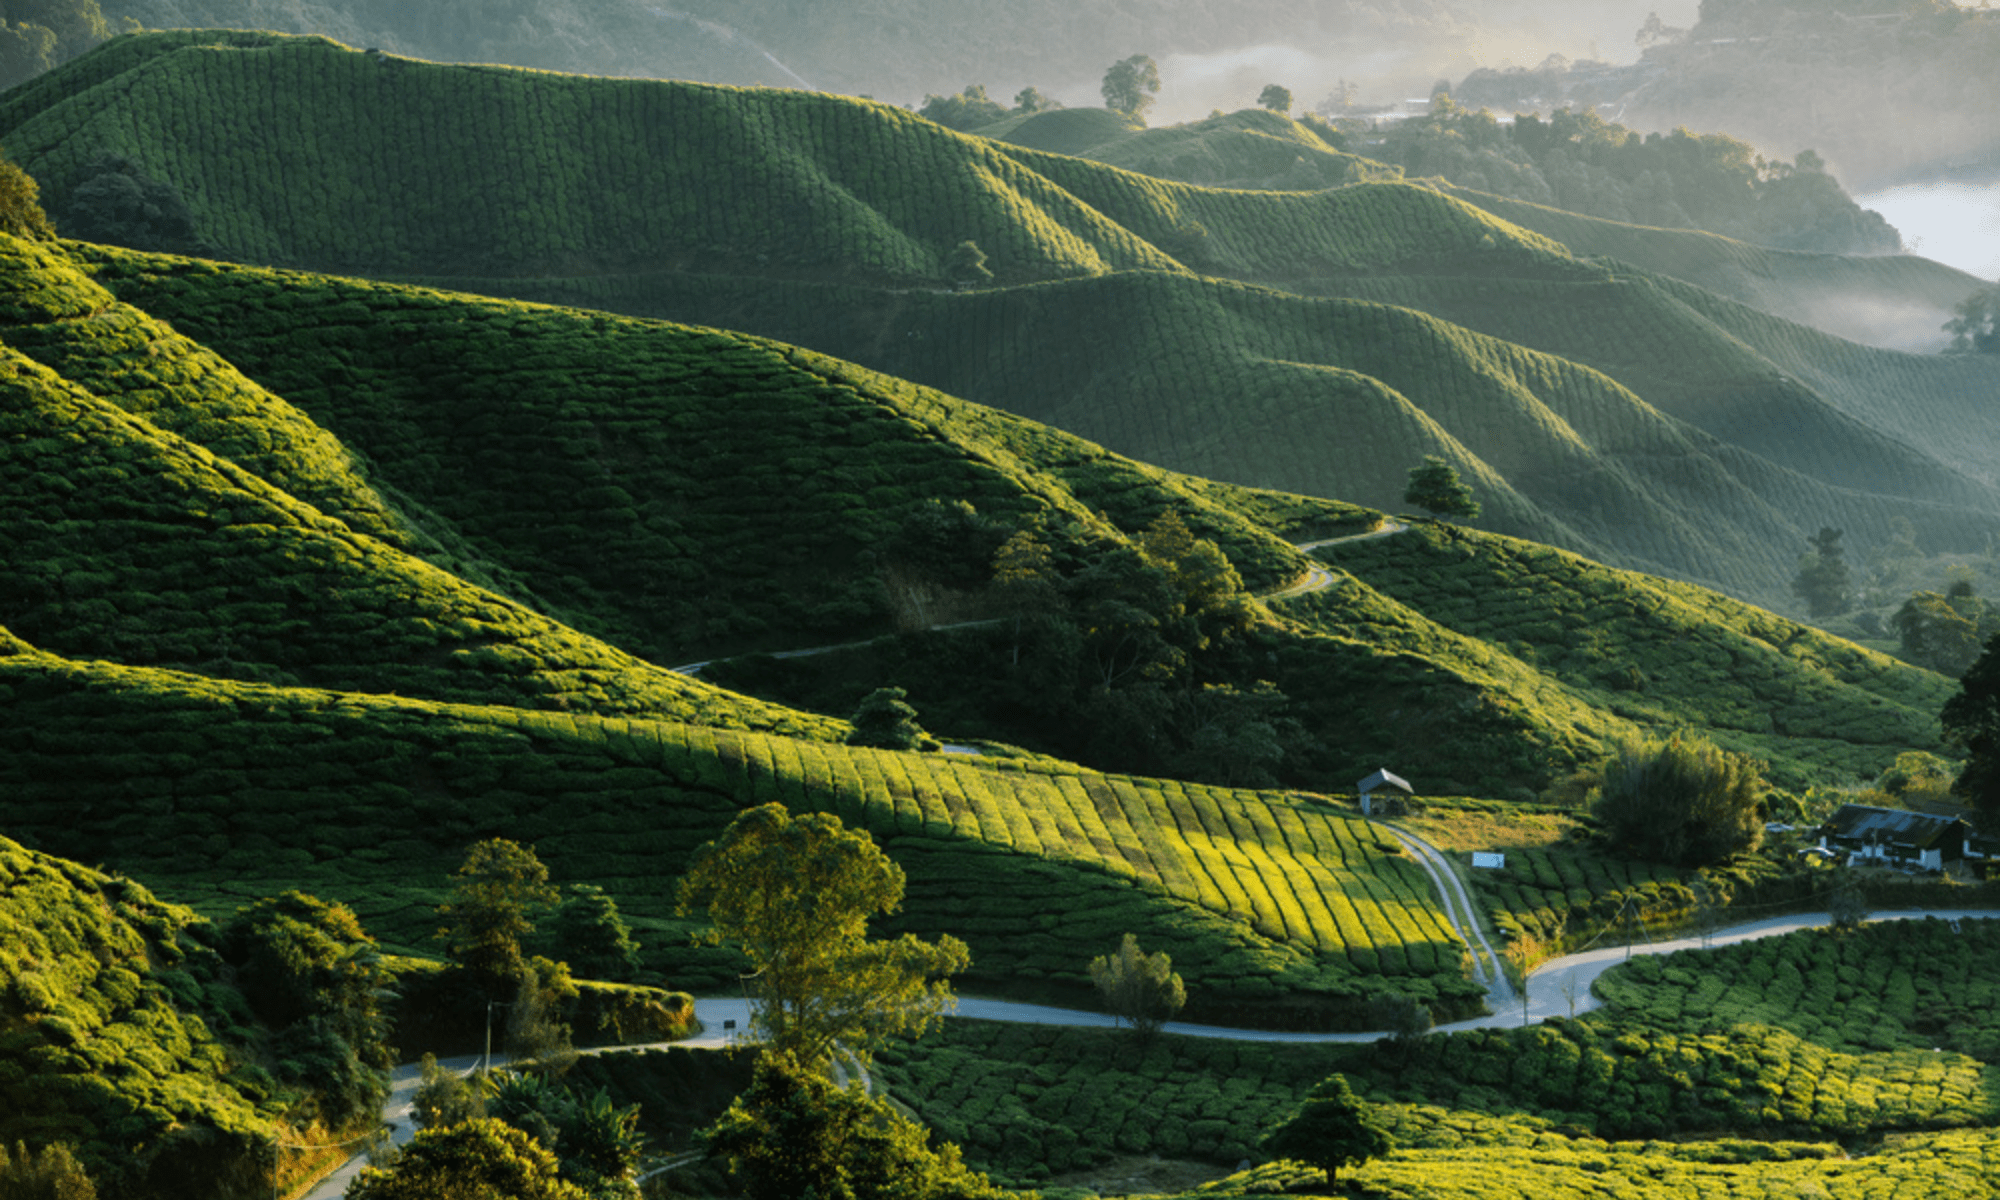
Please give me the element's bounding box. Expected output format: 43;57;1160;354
1591;732;1765;867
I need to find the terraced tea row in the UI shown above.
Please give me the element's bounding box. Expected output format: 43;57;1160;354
0;634;1479;1021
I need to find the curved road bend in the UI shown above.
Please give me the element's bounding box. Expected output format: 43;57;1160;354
308;910;2000;1195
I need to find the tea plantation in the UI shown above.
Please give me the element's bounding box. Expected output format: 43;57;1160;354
10;31;2000;614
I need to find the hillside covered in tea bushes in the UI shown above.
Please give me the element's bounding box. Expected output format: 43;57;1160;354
9;31;1997;616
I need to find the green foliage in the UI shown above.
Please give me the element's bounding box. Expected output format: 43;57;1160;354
872;1021;1358;1180
944;239;993;289
1089;933;1186;1037
0;149;53;241
677;804;969;1069
1261;1074;1394;1185
487;1072;646;1195
1100;54;1160;123
349;1118;587;1200
541;885;641;983
0;1141;95;1200
1591;732;1765;867
219;891;393;1126
1791;526;1851;618
1368;104;1898;255
0;838;272;1196
439;839;559;999
1256;84;1291;114
918;85;1007;132
1403;455;1480;521
1946;283;2000;354
1943;640;2000;826
412;1054;488;1131
1894;584;1996;677
847;687;928;751
705;1051;1007;1200
0;0;109;90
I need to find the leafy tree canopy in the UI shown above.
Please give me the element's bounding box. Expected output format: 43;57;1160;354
1261;1074;1394;1186
0;149;53;241
916;84;1007;132
349;1118;586;1200
1590;732;1766;867
1403;455;1481;520
1257;83;1292;113
676;804;969;1070
438;838;559;1000
847;686;929;751
1792;526;1851;617
1944;282;2000;354
1088;932;1186;1037
0;1140;96;1200
705;1052;1006;1200
1101;54;1161;123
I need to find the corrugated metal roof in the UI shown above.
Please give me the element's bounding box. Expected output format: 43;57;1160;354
1823;804;1962;850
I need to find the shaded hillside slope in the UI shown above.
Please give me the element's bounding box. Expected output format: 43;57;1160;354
14;34;2000;611
1306;522;1953;784
0;629;1483;1026
67;242;1329;664
403;264;2000;607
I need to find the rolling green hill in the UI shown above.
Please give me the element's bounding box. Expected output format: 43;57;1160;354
12;32;1994;615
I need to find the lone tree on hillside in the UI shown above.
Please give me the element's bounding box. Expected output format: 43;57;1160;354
847;686;928;751
945;239;993;289
1088;933;1186;1037
1261;1074;1395;1188
676;803;969;1071
1101;54;1161;123
1591;732;1766;867
1944;282;2000;354
438;839;559;1000
1403;455;1481;520
1791;526;1851;617
1258;83;1293;113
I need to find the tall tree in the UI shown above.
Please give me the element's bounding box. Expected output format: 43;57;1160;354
1257;83;1293;113
1088;933;1186;1038
1101;54;1161;123
1403;455;1481;520
1261;1074;1395;1186
438;839;559;999
0;147;53;240
1791;526;1851;616
676;804;969;1070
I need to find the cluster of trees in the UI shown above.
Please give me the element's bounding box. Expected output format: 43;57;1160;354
840;501;1305;786
1363;100;1899;255
0;0;121;91
915;83;1058;132
1893;580;2000;677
